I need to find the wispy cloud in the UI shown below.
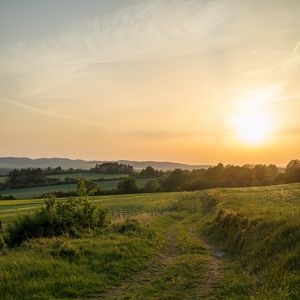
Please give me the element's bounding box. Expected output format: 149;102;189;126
0;97;102;128
0;0;232;96
292;40;300;55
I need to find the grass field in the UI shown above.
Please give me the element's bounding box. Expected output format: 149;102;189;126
46;172;129;180
0;176;8;183
200;183;300;299
0;184;299;299
0;177;152;199
0;192;182;227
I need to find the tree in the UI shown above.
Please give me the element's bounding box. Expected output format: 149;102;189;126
144;179;160;192
161;169;189;191
206;163;224;184
117;177;139;194
285;159;300;183
266;164;278;178
7;168;47;187
252;165;267;185
239;165;252;186
76;178;88;197
223;165;241;187
91;163;134;174
76;178;99;196
140;166;156;176
140;166;162;177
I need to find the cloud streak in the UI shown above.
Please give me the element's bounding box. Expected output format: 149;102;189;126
1;0;299;100
0;0;233;96
0;98;102;128
292;40;300;55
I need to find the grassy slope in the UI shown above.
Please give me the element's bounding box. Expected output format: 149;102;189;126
0;184;299;299
200;183;300;299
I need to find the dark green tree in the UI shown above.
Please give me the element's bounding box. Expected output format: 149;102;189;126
285;159;300;183
117;177;139;194
144;179;160;192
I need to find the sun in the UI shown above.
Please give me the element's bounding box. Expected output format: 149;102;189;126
231;90;275;146
235;112;270;145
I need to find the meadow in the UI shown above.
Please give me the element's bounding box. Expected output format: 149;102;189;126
46;172;129;180
0;176;8;183
1;176;151;199
0;184;299;299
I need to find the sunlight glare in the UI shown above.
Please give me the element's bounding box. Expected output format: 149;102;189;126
235;112;270;144
231;90;275;146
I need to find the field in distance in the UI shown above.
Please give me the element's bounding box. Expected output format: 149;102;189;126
1;173;152;199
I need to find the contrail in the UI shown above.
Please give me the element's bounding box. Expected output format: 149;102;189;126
277;39;300;75
0;98;102;128
292;40;300;55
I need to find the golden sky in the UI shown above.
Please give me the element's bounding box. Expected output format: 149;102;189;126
0;0;299;165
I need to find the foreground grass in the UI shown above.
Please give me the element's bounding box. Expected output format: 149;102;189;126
0;227;163;299
108;201;214;300
1;184;300;299
0;192;214;299
200;183;300;299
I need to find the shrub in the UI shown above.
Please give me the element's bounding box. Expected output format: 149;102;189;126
5;196;110;246
114;218;141;234
117;177;139;194
0;195;16;200
144;179;160;193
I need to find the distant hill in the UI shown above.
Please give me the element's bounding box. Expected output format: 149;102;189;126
118;160;210;171
0;157;210;173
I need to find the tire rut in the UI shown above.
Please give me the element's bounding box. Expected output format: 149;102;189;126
96;228;178;300
192;237;224;300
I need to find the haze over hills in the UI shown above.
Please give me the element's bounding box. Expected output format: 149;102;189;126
0;157;210;173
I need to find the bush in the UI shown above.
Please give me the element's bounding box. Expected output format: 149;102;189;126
144;179;160;193
5;196;110;246
117;177;139;194
0;195;16;200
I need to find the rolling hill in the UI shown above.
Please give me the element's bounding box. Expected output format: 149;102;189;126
0;157;210;173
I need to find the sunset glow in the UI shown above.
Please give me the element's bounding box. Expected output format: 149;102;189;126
0;1;299;165
235;112;271;145
231;89;276;146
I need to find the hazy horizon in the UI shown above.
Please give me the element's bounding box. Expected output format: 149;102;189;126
1;0;299;165
0;155;292;168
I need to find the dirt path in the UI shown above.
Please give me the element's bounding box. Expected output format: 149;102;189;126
192;239;224;300
97;227;178;300
186;206;224;300
87;204;224;299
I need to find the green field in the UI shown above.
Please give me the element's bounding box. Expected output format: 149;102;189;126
0;192;180;224
2;184;77;199
1;177;152;199
46;172;129;180
0;184;299;299
0;176;8;183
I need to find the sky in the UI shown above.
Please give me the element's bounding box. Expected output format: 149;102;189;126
0;0;299;166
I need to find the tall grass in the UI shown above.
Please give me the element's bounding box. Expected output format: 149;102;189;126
200;184;300;299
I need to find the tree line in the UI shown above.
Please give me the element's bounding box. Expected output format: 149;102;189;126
160;160;300;192
1;160;300;197
91;162;134;174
